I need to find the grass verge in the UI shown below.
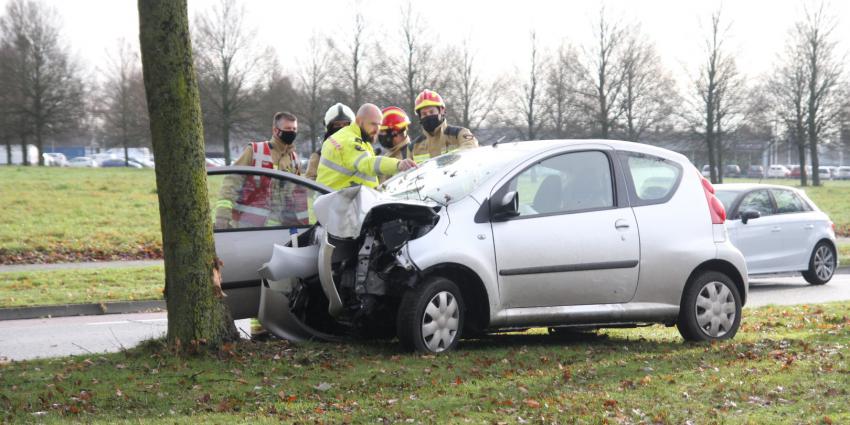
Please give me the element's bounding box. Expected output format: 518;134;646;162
0;266;163;308
1;302;848;424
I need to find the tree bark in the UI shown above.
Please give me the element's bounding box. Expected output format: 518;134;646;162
137;0;238;349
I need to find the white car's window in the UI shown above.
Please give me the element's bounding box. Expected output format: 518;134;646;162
771;189;809;214
623;153;681;203
509;151;614;217
738;190;773;217
208;174;321;230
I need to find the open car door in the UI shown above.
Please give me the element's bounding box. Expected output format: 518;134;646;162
207;166;331;320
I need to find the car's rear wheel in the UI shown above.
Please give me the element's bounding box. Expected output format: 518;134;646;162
397;277;464;353
677;271;741;342
802;241;835;285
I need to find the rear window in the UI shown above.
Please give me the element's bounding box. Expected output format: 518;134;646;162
619;152;683;205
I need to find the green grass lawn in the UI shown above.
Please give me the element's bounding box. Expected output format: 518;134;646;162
0;167;162;264
0;266;164;308
1;302;848;423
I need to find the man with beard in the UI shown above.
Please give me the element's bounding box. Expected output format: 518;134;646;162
305;103;355;180
411;89;478;161
317;103;416;190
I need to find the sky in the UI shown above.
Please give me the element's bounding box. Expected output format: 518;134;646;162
3;0;849;89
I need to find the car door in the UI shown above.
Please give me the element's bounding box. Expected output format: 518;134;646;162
770;188;817;269
491;149;639;308
728;189;779;273
207;166;331;319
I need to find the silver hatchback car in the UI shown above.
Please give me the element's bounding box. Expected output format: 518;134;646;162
210;140;748;353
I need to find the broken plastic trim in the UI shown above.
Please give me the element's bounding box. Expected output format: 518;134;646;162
318;230;344;317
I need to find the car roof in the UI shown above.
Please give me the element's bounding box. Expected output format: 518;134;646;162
714;183;803;193
473;139;690;163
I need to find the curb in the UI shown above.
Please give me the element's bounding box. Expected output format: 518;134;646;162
0;300;166;321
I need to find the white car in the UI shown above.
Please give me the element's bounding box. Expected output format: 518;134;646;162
210;140;749;353
42;153;68;167
836;166;850;180
715;184;837;284
766;165;790;178
68;156;99;168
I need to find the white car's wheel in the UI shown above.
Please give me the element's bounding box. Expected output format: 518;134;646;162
802;241;836;285
397;277;464;353
677;271;742;342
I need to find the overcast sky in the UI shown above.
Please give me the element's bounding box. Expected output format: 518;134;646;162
5;0;849;88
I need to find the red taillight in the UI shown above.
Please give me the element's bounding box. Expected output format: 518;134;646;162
697;170;725;224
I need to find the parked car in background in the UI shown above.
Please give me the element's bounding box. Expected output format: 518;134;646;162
131;157;155;168
766;165;790;178
715;183;837;285
817;166;833;180
42;153;68;167
205;158;226;168
100;158;144;168
212;140;750;353
746;165;765;179
723;164;742;178
701;164;718;178
836;166;850;180
68;157;98;168
789;165;812;178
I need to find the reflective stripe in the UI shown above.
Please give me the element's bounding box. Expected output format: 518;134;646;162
266;219;281;226
319;157;377;184
352;152;369;171
233;204;271;217
215;200;234;209
373;156;383;175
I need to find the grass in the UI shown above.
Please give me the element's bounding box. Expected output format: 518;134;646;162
1;302;849;423
0;167;162;264
0;266;164;308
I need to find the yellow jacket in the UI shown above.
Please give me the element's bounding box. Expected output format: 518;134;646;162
316;123;400;190
411;121;478;162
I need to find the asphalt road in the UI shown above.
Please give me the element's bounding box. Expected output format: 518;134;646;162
1;273;848;362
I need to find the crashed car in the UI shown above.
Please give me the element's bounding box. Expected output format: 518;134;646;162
209;140;749;353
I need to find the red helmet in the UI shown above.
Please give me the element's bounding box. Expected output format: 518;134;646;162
380;106;411;131
414;89;445;112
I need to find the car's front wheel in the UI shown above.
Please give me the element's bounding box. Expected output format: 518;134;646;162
677;271;742;342
802;241;836;285
397;277;464;353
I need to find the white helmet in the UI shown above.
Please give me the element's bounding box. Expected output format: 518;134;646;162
323;103;355;127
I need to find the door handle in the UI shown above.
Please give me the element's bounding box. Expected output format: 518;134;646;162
804;224;814;230
615;219;630;229
771;226;781;232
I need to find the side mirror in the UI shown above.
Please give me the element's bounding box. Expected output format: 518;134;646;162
491;191;520;221
740;210;760;225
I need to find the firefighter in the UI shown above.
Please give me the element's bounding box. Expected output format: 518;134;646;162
214;112;307;229
376;106;412;160
305;103;355;180
411;89;478;161
316;103;416;190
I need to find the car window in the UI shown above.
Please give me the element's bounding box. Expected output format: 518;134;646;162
715;190;740;211
738;190;773;217
771;189;809;214
508;151;614;217
208;173;323;231
620;152;682;204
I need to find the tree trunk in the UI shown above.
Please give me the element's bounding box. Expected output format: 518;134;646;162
137;0;238;349
796;124;807;186
5;140;11;165
716;120;724;184
20;134;28;166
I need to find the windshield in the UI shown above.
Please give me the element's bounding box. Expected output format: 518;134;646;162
381;148;518;204
714;190;740;211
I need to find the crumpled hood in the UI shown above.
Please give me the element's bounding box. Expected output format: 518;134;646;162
314;185;438;239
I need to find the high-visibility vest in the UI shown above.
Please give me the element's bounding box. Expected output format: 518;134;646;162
316;123;400;190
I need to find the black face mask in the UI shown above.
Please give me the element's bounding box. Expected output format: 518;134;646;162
359;126;373;143
378;133;394;149
278;130;297;145
420;114;443;134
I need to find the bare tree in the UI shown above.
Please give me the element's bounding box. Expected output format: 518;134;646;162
693;8;736;184
712;58;746;182
193;0;263;164
513;31;547;140
578;7;626;139
331;10;380;108
544;43;584;139
768;42;809;185
294;32;333;153
446;38;503;132
619;31;677;142
0;0;86;166
98;39;150;165
797;3;844;186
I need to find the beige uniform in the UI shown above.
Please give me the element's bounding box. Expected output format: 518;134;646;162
305;151;320;180
231;138;302;174
411;121;478;160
